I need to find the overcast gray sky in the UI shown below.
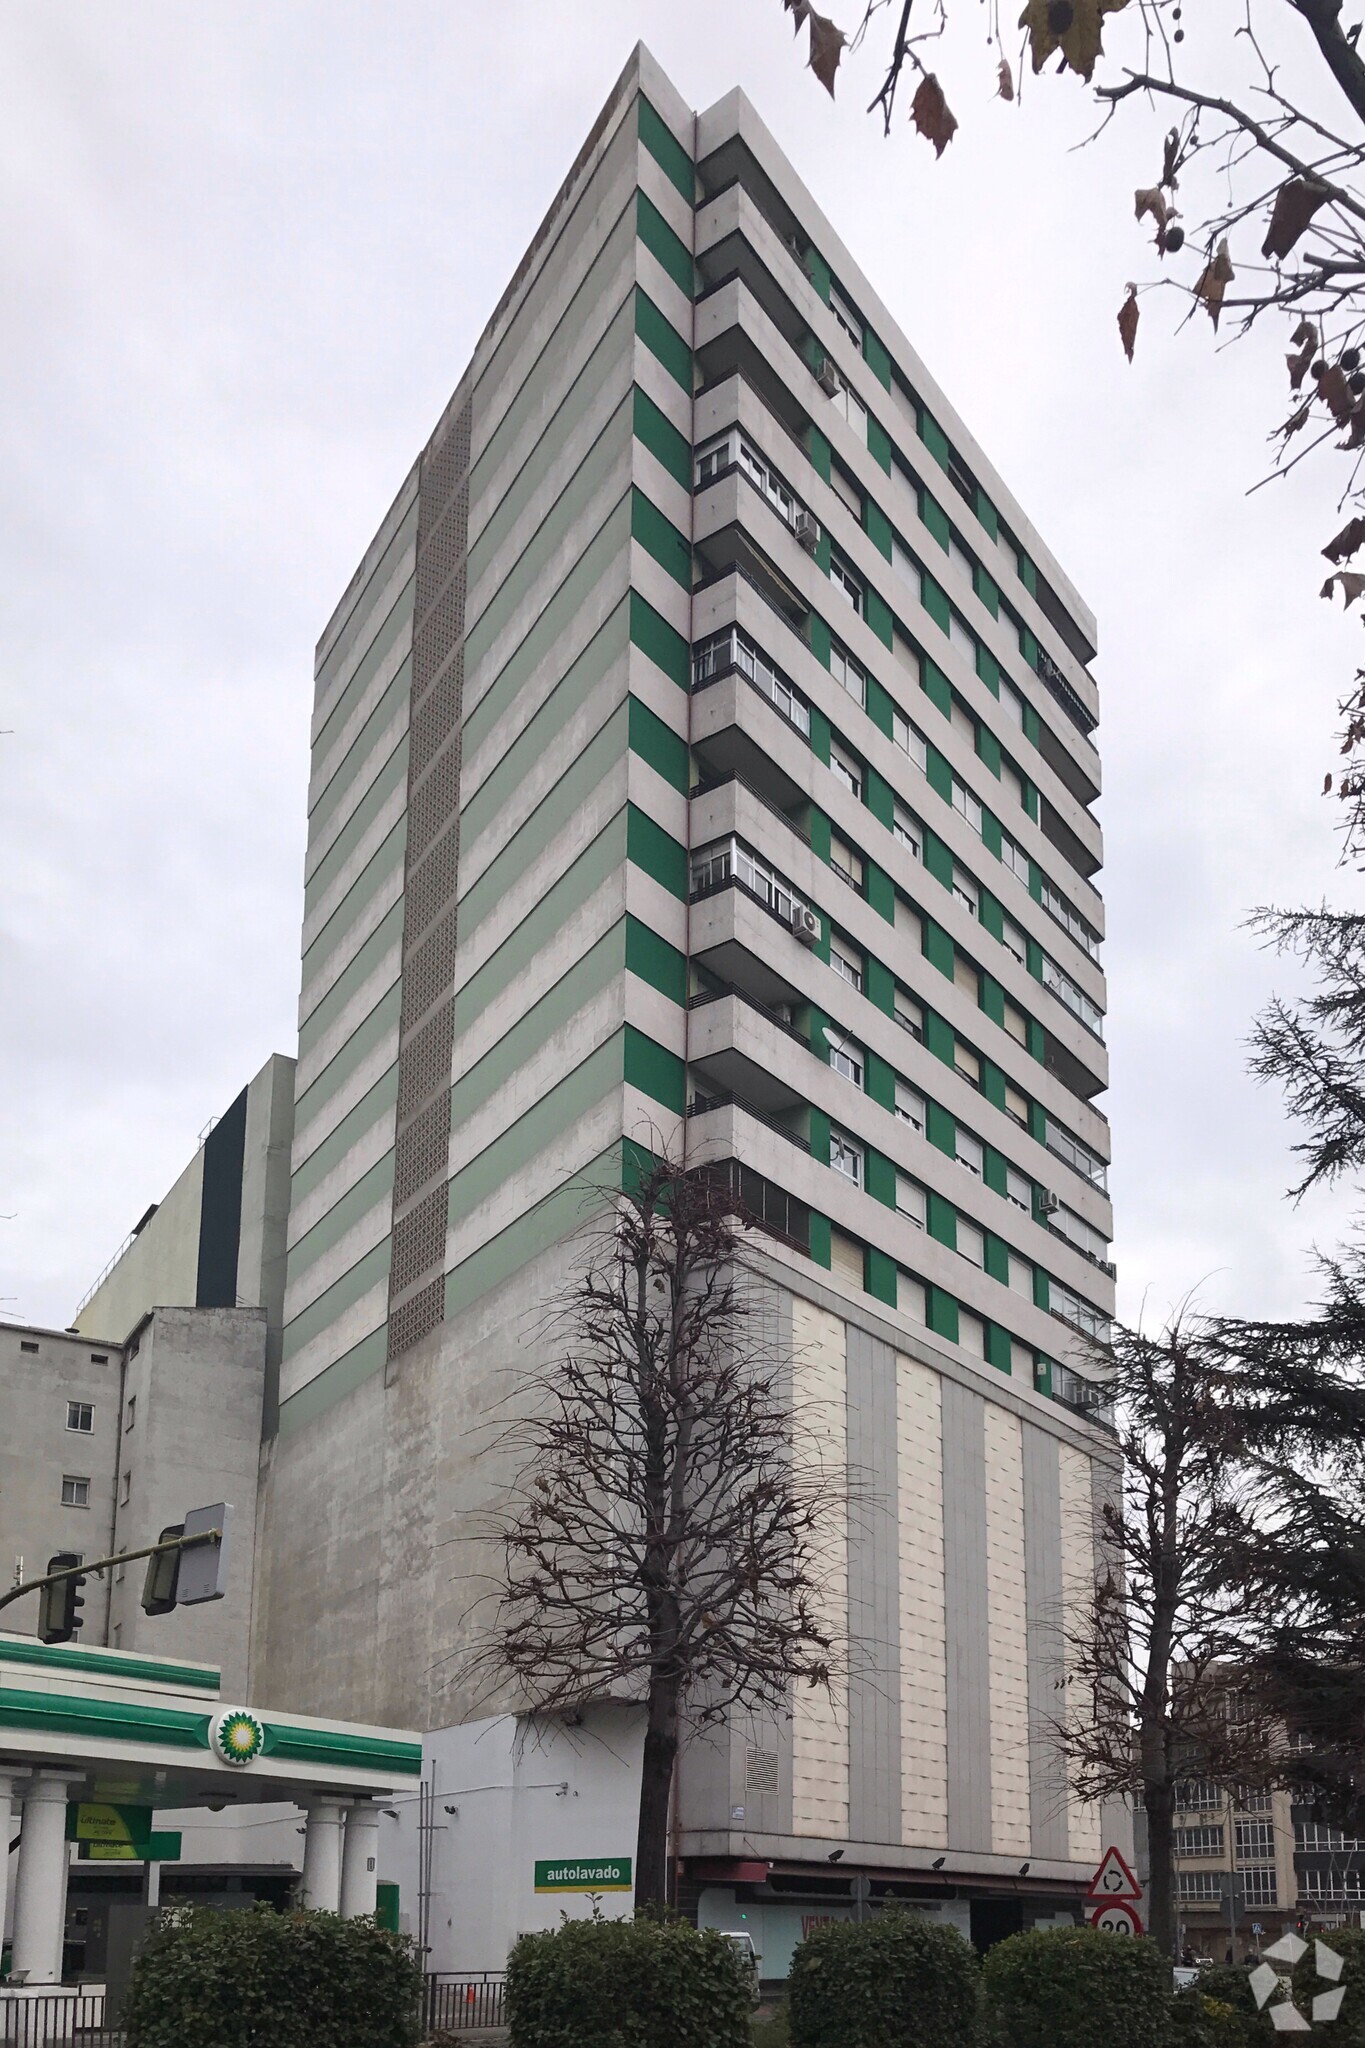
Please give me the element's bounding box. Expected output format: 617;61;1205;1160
3;0;1360;1333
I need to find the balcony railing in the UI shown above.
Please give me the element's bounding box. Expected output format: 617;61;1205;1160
686;1088;812;1153
687;982;811;1051
690;769;812;848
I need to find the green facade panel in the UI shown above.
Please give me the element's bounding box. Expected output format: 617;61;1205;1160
638;95;694;200
635;287;692;391
636;190;694;299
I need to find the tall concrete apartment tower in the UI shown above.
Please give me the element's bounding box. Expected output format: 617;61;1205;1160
258;47;1120;1958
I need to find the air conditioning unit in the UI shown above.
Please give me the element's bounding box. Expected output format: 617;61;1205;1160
794;509;820;553
1037;1189;1060;1217
816;358;841;396
792;904;821;947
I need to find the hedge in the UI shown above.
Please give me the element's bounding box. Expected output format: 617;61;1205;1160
981;1925;1170;2048
122;1903;423;2048
787;1909;980;2048
505;1914;750;2048
1291;1924;1365;2042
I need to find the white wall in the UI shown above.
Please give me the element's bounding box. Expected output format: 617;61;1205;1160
696;1885;972;1981
386;1704;644;1972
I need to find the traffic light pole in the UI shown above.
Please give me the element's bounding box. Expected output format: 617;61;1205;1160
0;1527;223;1618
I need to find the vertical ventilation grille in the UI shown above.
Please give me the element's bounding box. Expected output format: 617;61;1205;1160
387;398;473;1367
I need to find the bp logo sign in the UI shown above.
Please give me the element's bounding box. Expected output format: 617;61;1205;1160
1251;1932;1346;2031
210;1708;264;1768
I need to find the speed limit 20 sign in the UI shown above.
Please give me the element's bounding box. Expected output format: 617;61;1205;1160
1090;1902;1144;1937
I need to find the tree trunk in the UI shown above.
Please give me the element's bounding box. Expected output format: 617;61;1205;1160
635;1674;680;1910
1144;1784;1177;1959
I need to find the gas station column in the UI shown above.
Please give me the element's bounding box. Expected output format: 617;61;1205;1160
339;1801;381;1919
11;1773;81;1985
298;1799;348;1913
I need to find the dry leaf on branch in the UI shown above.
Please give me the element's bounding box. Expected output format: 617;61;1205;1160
784;0;813;26
1161;126;1181;189
1277;400;1312;441
1135;186;1169;231
1320;365;1356;426
1321;571;1365;607
1261;178;1331;261
911;73;959;155
1018;0;1127;84
1117;285;1139;363
1325;772;1335;795
997;56;1015;100
1194;239;1234;329
807;10;846;94
1287;339;1316;390
1323;517;1365;564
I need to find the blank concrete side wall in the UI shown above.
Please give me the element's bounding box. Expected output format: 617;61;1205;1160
74;1148;204;1343
897;1349;947;1847
789;1296;848;1837
237;1054;297;1362
106;1307;266;1696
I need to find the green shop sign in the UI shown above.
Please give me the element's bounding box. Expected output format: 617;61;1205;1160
65;1804;181;1862
534;1857;632;1893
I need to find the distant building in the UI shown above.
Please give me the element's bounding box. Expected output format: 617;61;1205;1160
1172;1768;1365;1956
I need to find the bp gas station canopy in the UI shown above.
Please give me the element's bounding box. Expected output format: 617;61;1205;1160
0;1631;421;1997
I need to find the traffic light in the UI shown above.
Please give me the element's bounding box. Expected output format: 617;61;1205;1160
38;1553;86;1643
141;1524;185;1616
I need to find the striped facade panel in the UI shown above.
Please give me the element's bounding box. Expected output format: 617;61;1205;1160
1022;1420;1069;1860
942;1378;991;1853
789;1295;849;1837
845;1326;900;1844
897;1349;948;1847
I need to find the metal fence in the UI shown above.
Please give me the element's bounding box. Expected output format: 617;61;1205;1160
423;1972;507;2032
0;1991;116;2047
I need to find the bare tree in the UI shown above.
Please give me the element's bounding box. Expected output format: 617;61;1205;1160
775;0;1365;855
487;1153;843;1910
1058;1319;1281;1956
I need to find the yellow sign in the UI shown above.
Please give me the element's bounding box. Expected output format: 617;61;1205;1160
86;1842;139;1861
71;1804;151;1845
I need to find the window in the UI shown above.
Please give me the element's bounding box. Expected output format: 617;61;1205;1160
1241;1869;1278;1908
830;834;863;889
124;1394;136;1431
955;1130;984;1177
896;1175;926;1228
20;1340;38;1354
894;896;922;951
1005;1168;1032;1212
1177;1781;1223;1813
1301;1869;1365;1901
61;1475;90;1509
948;535;975;584
830;741;863;800
827;1029;863;1087
1000;833;1030;885
1048;1202;1112;1266
829;554;864;614
120;1470;131;1506
958;1310;986;1358
829;282;863;348
829;641;866;707
1042;954;1106;1038
892;538;922;603
951;778;983;835
692;627;811;736
690;837;810;930
953;955;979;1003
1177;1873;1221;1903
1010;1339;1034;1379
1003;999;1028;1046
1235;1820;1275;1861
695;432;733;487
957;1220;985;1268
830;938;863;992
893;709;928;771
830;1229;865;1284
1005;1081;1030;1125
830;466;863;520
954;1043;981;1088
950;699;978;749
1008;1254;1033;1298
66;1402;93;1433
949;613;977;666
830;1130;863;1185
952;867;979;919
1001;918;1028;966
1297;1822;1365;1852
1173;1826;1224;1858
1000;675;1027;724
696;428;800;529
894;990;924;1042
1050;1281;1113;1345
90;1351;108;1365
947;449;977;506
830;373;868;440
892;803;922;860
1045;1115;1109;1190
895;1079;926;1131
1040;875;1103;960
1235;1786;1273;1814
898;1271;927;1321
